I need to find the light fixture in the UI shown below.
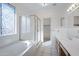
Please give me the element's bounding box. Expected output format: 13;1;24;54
41;3;48;7
67;3;79;13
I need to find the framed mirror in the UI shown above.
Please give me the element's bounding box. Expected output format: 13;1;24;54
74;16;79;26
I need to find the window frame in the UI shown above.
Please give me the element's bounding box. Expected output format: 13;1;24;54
0;3;16;36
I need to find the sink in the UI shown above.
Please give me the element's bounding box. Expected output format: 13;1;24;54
67;35;79;41
74;36;79;39
67;36;72;40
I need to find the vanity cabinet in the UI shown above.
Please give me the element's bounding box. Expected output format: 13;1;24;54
56;38;70;56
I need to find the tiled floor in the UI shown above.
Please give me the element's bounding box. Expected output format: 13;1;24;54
34;41;58;56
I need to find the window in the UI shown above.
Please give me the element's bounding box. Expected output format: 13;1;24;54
0;3;16;36
27;17;30;32
0;4;2;36
21;16;30;33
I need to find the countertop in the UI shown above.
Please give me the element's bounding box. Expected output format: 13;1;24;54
55;32;79;56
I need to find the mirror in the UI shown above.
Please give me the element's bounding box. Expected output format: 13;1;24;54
74;16;79;26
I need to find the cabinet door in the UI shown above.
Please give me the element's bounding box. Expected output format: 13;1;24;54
56;39;60;55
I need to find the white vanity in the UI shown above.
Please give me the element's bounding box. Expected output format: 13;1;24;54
55;28;79;56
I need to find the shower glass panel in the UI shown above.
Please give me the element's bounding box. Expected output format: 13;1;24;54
19;15;41;43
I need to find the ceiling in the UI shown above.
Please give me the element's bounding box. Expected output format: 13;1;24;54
11;3;71;15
